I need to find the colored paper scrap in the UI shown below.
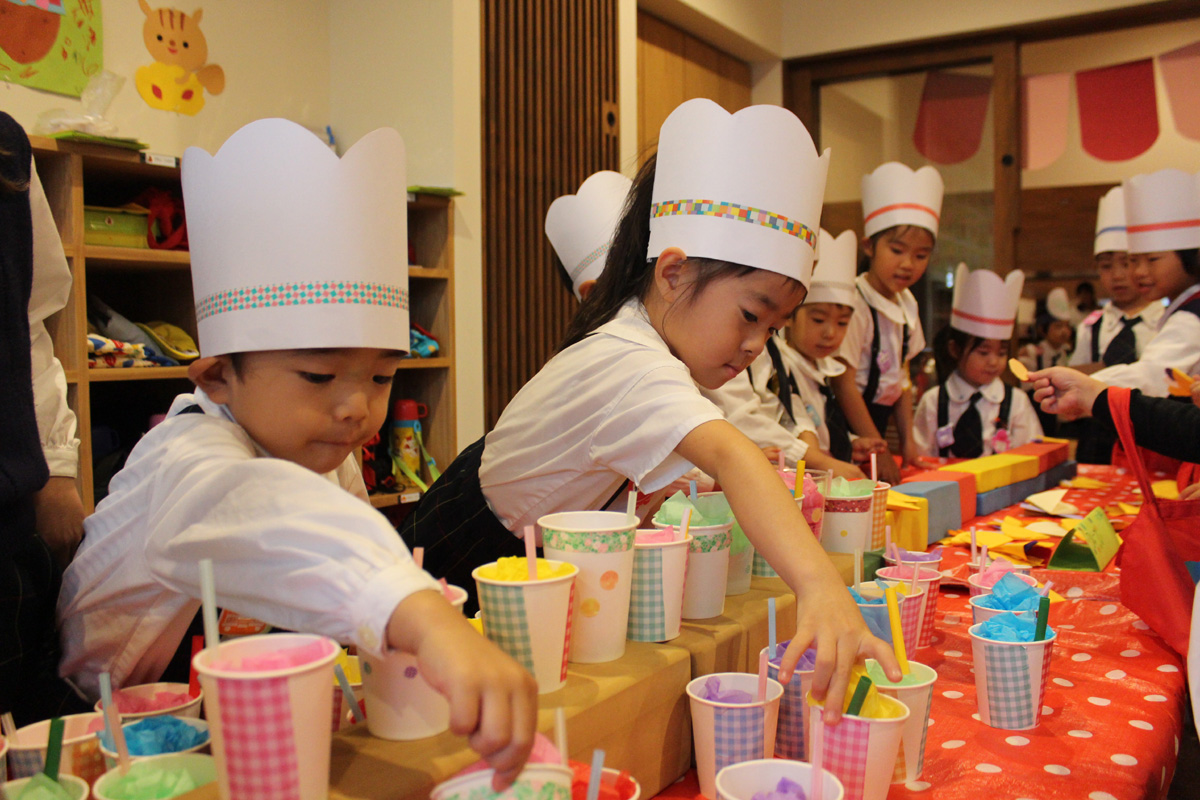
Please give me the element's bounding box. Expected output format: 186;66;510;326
1153;480;1181;500
1000;516;1053;542
1025;489;1078;517
1047;507;1121;571
1076;59;1159;161
1025;520;1070;538
1063;476;1109;490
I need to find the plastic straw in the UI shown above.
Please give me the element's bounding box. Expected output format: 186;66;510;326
1;711;17;744
1041;580;1054;597
689;479;697;501
1035;596;1050;641
524;525;538;581
870;452;878;483
335;663;365;724
970;527;978;566
768;597;777;659
757;649;769;702
43;717;64;782
626;489;637;525
100;678;131;775
99;672;116;745
884;525;893;558
586;749;606;800
810;716;824;800
777;451;785;472
793;460;805;499
412;547;424;569
853;547;862;593
884;586;910;675
981;545;989;569
555;707;569;766
682;508;693;538
846;676;873;716
909;565;920;595
198;558;219;654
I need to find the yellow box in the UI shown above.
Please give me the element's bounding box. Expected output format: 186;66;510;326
884;502;928;553
940;453;1039;493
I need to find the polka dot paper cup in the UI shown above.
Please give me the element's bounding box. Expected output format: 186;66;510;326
361;584;467;739
820;494;873;555
540;511;638;664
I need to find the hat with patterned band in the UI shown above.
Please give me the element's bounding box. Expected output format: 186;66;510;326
647;99;829;288
950;264;1025;340
545;170;632;300
1094;186;1128;256
861;162;944;239
183;118;410;357
806;229;858;307
1122;169;1200;254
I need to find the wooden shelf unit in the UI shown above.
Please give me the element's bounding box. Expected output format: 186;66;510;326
31;135;457;513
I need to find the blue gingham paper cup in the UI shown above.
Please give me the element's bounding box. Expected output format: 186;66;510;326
627;531;691;643
686;673;783;800
715;758;843;800
431;764;573;800
760;645;815;761
969;623;1057;730
750;551;777;578
8;713;106;785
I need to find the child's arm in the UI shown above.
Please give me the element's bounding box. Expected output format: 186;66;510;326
894;384;919;466
797;431;866;481
387;591;537;790
676;419;900;722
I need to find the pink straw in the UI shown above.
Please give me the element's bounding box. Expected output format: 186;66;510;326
412;547;424;569
981;545;989;569
884;525;893;557
970;527;978;566
909;565;920;595
524;525;538;580
777;451;785;472
870;452;878;483
1041;580;1054;597
810;710;825;800
757;649;769;702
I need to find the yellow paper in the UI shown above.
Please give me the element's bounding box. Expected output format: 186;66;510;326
1025;488;1079;517
1064;476;1110;490
1025;520;1070;538
1000;516;1053;542
972;529;1013;549
332;649;361;685
988;542;1035;565
1061;519;1083;531
1153;480;1180;500
1117;502;1141;516
807;665;904;719
887;491;922;511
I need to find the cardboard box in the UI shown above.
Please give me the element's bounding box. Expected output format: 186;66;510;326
904;469;977;521
943;453;1039;493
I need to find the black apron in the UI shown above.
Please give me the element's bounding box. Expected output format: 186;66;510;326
861;289;910;437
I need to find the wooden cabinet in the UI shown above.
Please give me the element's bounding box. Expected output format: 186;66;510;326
29;135;456;514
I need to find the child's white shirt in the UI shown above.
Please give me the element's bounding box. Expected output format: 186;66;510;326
1017;340;1071;373
1093;284;1200;396
913;372;1043;458
479;299;724;534
1068;301;1163;367
758;335;846;455
57;388;439;701
838;275;925;406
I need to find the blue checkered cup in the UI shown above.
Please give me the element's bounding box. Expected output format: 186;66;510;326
808;692;909;800
714;758;844;800
864;659;937;784
627;529;691;643
7;713;107;787
539;511;637;664
473;559;579;694
969;622;1057;730
686;673;783;800
431;764;573;800
759;642;816;761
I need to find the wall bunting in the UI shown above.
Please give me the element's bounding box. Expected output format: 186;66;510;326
1076;59;1158;162
1021;72;1070;170
913;70;993;165
0;0;102;97
1158;41;1200;142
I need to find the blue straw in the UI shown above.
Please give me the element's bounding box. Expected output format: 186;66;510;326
768;598;777;659
98;672;115;743
689;480;697;501
335;664;365;724
586;749;606;800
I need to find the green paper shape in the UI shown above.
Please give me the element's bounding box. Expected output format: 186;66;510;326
1047;507;1120;571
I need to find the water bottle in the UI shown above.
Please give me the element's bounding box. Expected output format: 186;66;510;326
391;399;428;489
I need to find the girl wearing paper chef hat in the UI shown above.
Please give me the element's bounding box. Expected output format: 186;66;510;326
402;99;900;715
545;170;632;301
915;265;1043;459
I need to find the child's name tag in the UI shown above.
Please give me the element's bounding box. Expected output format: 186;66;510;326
876;350;895;373
935;425;955;448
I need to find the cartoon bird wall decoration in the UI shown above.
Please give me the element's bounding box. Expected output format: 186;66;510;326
134;0;224;115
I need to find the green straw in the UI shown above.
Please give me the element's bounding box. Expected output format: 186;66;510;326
1034;596;1051;641
43;717;64;782
845;676;873;716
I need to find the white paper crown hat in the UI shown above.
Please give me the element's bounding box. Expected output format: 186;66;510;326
647;99;828;288
1046;287;1073;322
545;170;631;300
1094;186;1128;255
861;162;945;239
806;229;858;307
183;119;410;357
1123;169;1200;254
950;264;1024;340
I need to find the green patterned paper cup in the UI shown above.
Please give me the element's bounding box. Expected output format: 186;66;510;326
431;764;573;800
865;659;937;784
540;511;637;664
473;560;578;694
627;530;691;642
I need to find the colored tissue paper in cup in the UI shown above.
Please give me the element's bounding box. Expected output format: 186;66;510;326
627;529;691;643
970;617;1057;731
781;468;831;541
0;774;91;800
92;683;202;721
762;643;817;761
98;717;210;765
566;764;641;800
686;673;783;800
361;585;466;740
865;659;937;783
714;759;844;800
7;713;106;786
193;633;338;800
848;584;924;651
92;752;217;800
875;566;941;649
474;558;578;694
431;764;574;800
967;569;1037;598
539;511;638;664
807;687;908;800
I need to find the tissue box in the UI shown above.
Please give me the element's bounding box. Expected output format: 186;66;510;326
884;494;928;553
904;469;977;521
892;482;962;545
942;454;1039;493
1007;441;1069;474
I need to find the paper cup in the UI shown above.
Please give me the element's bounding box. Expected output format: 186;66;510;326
99;717;210;765
969;623;1057;730
93;682;203;721
852;585;924;650
0;774;90;799
750;551;777;578
869;482;891;550
786;468;831;540
92;752;217;800
474;560;578;694
715;758;844;800
969;596;1038;626
881;554;943;573
725;539;755;596
686;673;784;800
8;713;106;785
967;558;1031;581
866;660;937;783
809;693;909;800
967;571;1038;598
431;764;573;800
193;632;338;800
875;566;942;649
627;532;691;642
331;655;363;732
540;511;637;664
362;585;467;739
821;495;873;554
681;524;733;619
761;645;816;761
600;767;641;800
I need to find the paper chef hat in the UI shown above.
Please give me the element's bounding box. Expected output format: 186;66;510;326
647;99;829;288
861;163;944;239
950;264;1024;340
545;171;632;300
183;119;410;357
1094;186;1128;256
806;229;858;307
1123;169;1200;254
1045;287;1073;322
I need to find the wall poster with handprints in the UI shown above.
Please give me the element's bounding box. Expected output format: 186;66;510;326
0;0;102;97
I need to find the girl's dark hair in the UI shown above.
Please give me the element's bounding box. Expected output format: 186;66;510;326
1177;248;1200;278
856;224;934;274
559;154;765;350
931;325;1012;385
0;145;30;195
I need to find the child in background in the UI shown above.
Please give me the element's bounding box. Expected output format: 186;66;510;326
1092;169;1200;396
1018;287;1075;372
833;163;943;484
915;265;1042;458
402;99;900;716
1072;281;1099;326
546;170;631;303
57;120;536;786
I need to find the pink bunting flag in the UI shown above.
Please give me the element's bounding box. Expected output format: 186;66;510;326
913;70;993;165
1159;40;1200;142
1076;59;1159;161
1021;72;1070;170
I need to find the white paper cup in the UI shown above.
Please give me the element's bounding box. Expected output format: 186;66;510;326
875;566;942;649
809;693;909;800
0;774;90;799
967;558;1031;582
686;673;784;800
725;540;755;596
473;560;578;694
969;623;1057;730
193;633;338;800
540;511;637;664
821;495;873;554
431;764;573;800
99;717;210;765
627;531;691;642
362;585;466;740
92;752;217;800
761;645;816;761
869;482;891;550
8;713;106;785
92;682;203;721
331;655;363;732
715;758;844;800
675;523;733;619
967;570;1038;598
865;659;937;783
968;595;1038;626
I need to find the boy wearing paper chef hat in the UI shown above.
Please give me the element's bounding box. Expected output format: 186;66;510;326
57;119;537;786
915;265;1042;458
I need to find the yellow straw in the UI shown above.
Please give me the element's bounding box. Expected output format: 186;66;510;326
793;460;806;498
884;586;910;675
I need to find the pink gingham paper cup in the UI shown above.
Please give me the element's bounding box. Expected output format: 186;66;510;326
852;584;924;652
687;673;783;800
8;713;106;785
431;764;573;800
865;659;937;783
1;774;90;799
808;693;909;800
969;623;1057;730
715;758;843;800
875;566;942;649
193;633;338;800
869;482;890;550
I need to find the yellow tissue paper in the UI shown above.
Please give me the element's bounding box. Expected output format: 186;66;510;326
1152;480;1180;500
1064;476;1110;490
942;454;1039;492
333;649;361;685
1000;517;1053;542
807;665;905;719
883;499;928;552
477;557;575;582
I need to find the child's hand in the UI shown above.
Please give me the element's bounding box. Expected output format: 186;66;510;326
1181;483;1200;502
875;451;901;485
761;446;783;464
387;591;538;790
850;437;888;464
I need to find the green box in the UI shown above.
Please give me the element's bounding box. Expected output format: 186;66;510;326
84;206;149;248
